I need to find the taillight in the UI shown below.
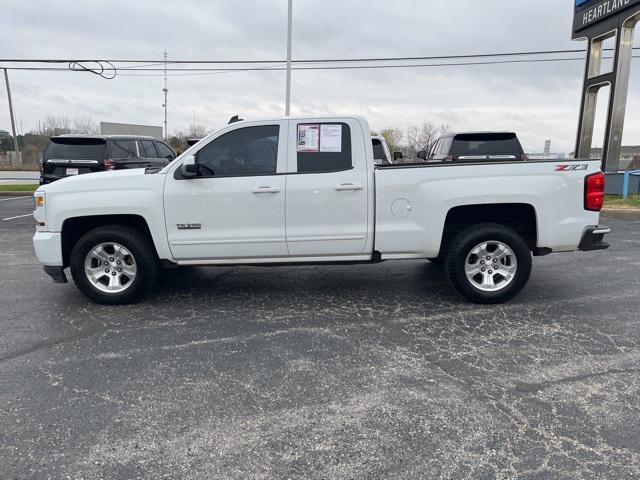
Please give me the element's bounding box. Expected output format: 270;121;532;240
585;172;605;212
104;159;116;171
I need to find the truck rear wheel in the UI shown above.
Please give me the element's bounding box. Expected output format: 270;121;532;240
69;225;160;305
444;223;532;304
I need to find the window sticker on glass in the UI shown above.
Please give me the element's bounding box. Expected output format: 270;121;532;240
297;124;320;152
320;124;342;153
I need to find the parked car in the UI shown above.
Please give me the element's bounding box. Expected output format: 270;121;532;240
372;135;392;164
33;116;609;305
40;135;176;184
372;135;403;164
426;132;527;162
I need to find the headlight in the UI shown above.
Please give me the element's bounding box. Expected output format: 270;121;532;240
33;191;46;229
34;191;46;208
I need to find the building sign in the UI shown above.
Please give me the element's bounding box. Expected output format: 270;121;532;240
574;0;640;33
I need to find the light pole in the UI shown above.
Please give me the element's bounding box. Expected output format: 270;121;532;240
3;69;19;153
163;49;168;140
285;0;293;116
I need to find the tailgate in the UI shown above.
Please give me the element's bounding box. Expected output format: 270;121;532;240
45;159;102;176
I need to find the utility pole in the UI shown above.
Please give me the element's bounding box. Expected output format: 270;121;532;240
3;69;20;152
285;0;293;116
162;49;168;140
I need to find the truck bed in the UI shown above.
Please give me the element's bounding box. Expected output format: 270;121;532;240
373;158;602;259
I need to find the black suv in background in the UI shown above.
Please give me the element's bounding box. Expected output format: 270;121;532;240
426;132;527;162
40;135;176;184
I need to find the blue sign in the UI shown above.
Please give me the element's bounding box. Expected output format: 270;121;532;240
574;0;640;32
575;0;598;11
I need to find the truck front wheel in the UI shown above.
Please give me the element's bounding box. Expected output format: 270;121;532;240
69;225;160;305
444;223;532;304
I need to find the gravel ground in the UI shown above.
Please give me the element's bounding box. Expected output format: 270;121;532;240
1;197;639;479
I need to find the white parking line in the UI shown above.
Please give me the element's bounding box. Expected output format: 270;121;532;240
0;196;30;202
2;214;32;221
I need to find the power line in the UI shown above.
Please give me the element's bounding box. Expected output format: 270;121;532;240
2;55;638;77
0;48;638;80
68;60;116;79
117;57;596;74
1;47;638;66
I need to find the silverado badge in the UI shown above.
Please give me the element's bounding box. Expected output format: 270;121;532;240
177;223;202;230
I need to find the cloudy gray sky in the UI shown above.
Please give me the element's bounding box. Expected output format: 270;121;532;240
0;0;638;152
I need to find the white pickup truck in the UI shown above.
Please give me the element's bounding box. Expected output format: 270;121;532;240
32;116;610;305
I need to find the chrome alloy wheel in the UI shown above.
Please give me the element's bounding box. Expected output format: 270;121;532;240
84;242;137;294
464;241;517;292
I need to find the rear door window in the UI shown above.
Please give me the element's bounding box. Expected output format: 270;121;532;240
296;123;352;173
140;140;159;158
110;140;138;158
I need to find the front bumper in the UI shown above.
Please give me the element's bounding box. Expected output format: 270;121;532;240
578;226;611;251
33;232;68;283
33;231;63;266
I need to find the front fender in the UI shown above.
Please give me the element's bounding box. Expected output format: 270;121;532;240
43;173;172;261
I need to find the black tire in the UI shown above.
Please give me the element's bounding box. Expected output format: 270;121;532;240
444;223;532;304
70;225;160;305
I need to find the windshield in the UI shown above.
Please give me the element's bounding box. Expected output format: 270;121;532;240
44;138;106;160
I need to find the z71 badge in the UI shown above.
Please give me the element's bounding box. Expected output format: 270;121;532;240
555;164;589;171
177;223;202;230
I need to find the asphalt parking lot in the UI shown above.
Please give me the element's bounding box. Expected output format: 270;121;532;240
1;196;639;479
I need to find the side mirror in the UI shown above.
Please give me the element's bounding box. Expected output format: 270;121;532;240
393;151;403;161
180;155;198;177
417;150;428;160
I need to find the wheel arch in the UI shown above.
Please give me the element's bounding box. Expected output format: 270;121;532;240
438;203;538;257
61;215;158;268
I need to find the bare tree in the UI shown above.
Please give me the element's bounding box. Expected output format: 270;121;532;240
403;121;451;157
36;115;99;136
71;117;99;135
379;127;403;155
376;122;452;162
187;124;210;139
167;124;213;153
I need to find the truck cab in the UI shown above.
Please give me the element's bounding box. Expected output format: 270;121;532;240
166;117;374;261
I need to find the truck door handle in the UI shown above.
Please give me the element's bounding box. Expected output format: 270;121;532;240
252;186;281;194
335;183;363;191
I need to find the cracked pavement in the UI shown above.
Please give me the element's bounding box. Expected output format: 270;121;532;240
1;197;639;479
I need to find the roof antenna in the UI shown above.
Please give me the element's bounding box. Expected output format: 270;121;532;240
228;115;243;124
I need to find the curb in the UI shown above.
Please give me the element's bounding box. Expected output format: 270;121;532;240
602;208;640;218
0;192;34;197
